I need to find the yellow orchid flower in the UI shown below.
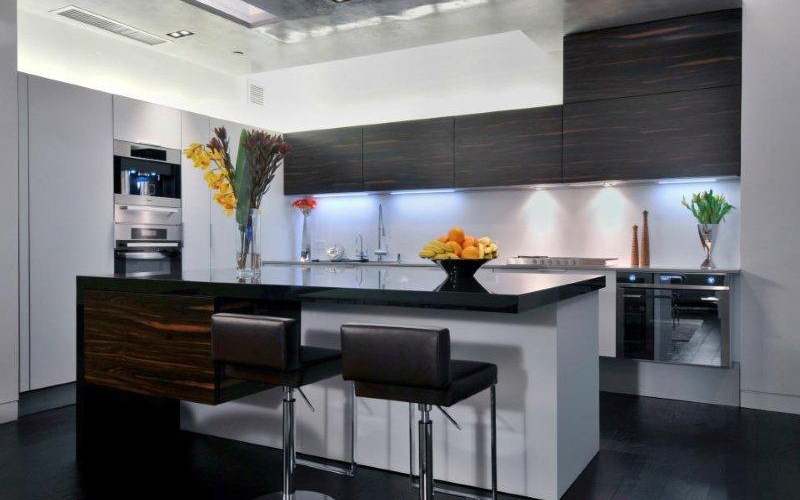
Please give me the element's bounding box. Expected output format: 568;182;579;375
183;142;203;159
209;148;226;166
194;150;212;170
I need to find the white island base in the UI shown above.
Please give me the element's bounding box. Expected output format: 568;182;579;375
181;291;599;500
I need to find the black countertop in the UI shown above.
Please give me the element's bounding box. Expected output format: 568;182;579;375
77;266;605;314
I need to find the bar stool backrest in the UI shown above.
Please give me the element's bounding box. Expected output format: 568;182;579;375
340;324;451;389
212;313;300;371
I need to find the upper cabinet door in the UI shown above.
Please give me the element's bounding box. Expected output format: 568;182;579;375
113;95;181;149
563;86;741;182
564;9;742;103
363;117;454;191
284;126;363;195
454;106;563;188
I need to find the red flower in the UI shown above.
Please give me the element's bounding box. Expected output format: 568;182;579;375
292;198;317;214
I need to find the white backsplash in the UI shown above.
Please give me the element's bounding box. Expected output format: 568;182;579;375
285;179;741;269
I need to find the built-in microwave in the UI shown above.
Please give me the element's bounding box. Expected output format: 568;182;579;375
114;140;181;200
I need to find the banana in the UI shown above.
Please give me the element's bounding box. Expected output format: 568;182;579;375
477;243;486;259
423;243;447;254
478;237;491;246
419;250;436;258
445;252;460;259
426;241;449;253
488;243;498;253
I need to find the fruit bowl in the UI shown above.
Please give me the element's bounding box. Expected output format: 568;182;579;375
433;258;492;281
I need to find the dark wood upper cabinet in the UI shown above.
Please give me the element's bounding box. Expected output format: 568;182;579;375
454;106;563;188
564;10;742;103
563;86;741;182
283;126;363;195
363;117;454;191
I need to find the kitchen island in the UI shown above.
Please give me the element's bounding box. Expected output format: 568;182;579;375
77;265;604;500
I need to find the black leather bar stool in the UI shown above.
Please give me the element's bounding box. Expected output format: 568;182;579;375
212;313;357;500
340;324;498;500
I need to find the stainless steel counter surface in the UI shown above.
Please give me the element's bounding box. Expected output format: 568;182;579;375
262;260;740;274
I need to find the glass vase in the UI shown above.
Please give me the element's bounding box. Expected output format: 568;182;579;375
300;212;311;262
235;209;261;279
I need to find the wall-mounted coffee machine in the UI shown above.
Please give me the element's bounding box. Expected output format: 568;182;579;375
113;140;182;276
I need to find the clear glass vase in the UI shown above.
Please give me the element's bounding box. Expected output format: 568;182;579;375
300;212;311;262
235;209;261;279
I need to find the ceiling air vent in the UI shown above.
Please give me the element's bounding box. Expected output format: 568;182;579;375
53;6;167;46
249;83;265;107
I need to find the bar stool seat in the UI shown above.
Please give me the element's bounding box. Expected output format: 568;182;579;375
341;323;498;500
224;346;342;388
213;313;356;500
353;360;497;407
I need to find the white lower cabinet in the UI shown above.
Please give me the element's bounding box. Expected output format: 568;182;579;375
27;76;114;389
181;111;212;272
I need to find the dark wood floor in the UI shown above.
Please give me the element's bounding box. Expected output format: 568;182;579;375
1;392;799;500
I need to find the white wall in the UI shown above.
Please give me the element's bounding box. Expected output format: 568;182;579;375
0;0;19;423
298;180;741;269
246;30;562;133
739;0;800;414
17;9;265;132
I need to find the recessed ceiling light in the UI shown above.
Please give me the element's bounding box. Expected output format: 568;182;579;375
233;50;245;55
167;30;194;38
331;0;352;3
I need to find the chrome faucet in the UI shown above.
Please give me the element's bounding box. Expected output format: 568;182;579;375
354;233;367;261
375;203;388;261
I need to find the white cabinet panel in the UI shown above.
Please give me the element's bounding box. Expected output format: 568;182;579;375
181;111;211;271
18;73;29;393
113;95;181;149
28;76;114;390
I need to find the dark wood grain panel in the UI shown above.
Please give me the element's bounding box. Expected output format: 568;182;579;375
363;117;454;191
563;86;741;182
564;10;742;103
83;291;221;404
455;106;563;187
284;126;363;195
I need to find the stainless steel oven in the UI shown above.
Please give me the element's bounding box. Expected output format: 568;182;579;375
113;142;183;276
617;272;730;367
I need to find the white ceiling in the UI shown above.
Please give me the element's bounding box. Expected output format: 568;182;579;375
18;0;740;76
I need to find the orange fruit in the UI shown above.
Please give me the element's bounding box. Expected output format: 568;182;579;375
437;234;448;243
447;241;463;256
462;246;480;260
463;236;477;248
447;227;465;244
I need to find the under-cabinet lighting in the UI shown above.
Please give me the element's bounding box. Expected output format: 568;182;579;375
313;192;371;198
658;178;718;185
389;189;456;195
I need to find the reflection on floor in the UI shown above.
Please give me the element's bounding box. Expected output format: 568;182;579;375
1;393;799;499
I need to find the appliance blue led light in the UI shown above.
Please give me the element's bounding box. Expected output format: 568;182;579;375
707;276;717;285
628;274;637;282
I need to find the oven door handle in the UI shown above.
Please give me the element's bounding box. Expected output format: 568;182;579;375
618;283;729;291
119;205;180;213
622;293;645;299
116;252;171;261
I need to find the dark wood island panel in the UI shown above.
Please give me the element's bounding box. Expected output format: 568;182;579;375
82;290;267;405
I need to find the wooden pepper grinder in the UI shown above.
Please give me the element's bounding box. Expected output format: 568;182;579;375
631;225;640;267
641;210;651;267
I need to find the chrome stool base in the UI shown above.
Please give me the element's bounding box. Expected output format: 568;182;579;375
256;491;335;500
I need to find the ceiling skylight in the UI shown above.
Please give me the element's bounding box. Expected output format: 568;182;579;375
184;0;280;28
